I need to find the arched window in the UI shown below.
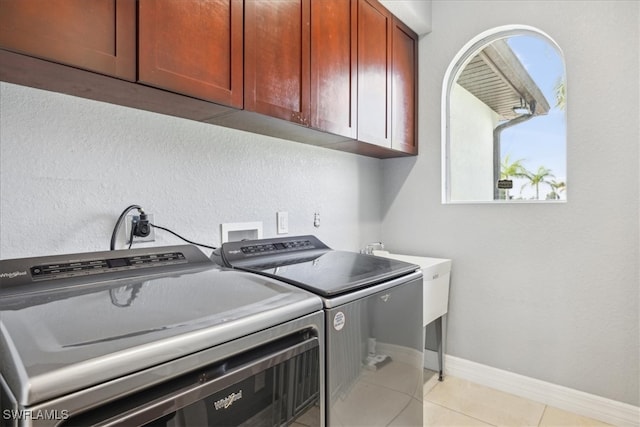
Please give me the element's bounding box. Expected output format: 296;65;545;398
442;26;566;203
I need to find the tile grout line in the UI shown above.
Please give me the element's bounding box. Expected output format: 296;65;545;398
423;375;618;427
424;381;497;426
424;376;551;427
423;398;499;426
536;405;549;427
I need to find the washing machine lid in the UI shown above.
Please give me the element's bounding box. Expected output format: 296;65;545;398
216;236;420;297
0;245;322;407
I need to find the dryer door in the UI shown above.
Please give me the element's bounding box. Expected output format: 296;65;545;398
325;276;423;426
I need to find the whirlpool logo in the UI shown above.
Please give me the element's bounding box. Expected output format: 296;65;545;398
213;390;243;410
0;271;27;279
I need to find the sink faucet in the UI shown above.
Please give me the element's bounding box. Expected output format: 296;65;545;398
362;242;384;255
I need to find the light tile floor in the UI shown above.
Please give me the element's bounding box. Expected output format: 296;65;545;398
293;368;614;426
423;370;614;427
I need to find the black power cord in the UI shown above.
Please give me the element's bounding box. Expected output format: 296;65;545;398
110;205;217;251
110;205;145;250
150;223;218;250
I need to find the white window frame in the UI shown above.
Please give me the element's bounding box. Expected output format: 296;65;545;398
442;25;566;204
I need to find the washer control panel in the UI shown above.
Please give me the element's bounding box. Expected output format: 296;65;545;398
0;245;211;290
30;252;186;281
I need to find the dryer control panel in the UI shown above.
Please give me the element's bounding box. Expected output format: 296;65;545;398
213;235;330;267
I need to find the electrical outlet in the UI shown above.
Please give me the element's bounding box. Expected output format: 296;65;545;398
125;214;155;244
277;211;289;234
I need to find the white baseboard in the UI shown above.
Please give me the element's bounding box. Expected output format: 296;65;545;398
444;355;640;427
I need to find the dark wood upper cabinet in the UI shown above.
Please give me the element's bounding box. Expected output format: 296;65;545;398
391;17;418;154
310;0;357;139
244;0;416;155
138;0;243;108
0;0;417;158
0;0;136;81
245;0;357;137
244;0;310;125
357;0;392;148
356;0;418;154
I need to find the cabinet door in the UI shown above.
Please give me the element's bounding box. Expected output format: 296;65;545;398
391;18;418;154
357;0;392;147
310;0;357;138
139;0;243;108
244;0;310;125
0;0;135;80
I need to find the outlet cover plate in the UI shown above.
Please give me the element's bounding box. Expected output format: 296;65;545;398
125;214;155;244
221;221;263;243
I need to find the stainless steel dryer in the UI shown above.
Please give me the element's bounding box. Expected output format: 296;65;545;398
0;245;324;427
213;236;424;427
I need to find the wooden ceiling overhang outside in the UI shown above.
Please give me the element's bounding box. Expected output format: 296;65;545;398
456;39;550;120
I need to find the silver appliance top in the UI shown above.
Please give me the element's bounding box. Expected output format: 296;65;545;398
0;245;322;407
214;235;420;298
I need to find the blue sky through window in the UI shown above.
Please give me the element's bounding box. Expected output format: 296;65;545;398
502;35;566;200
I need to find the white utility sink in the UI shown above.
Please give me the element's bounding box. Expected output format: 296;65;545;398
373;250;451;379
372;250;451;327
